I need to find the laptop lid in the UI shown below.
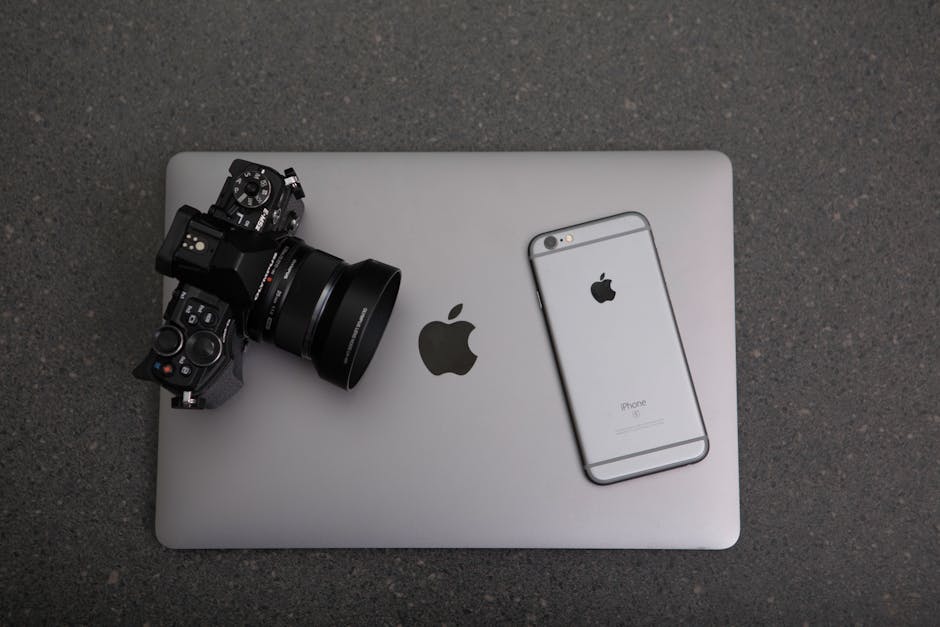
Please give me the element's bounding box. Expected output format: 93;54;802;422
155;151;739;549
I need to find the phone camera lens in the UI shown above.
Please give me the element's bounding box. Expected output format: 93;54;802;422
543;236;558;250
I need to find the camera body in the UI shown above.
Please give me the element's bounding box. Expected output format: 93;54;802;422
134;159;401;409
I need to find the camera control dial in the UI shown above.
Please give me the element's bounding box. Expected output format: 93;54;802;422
153;325;184;356
185;330;223;367
232;169;272;208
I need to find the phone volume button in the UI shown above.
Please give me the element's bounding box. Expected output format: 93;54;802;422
535;290;543;310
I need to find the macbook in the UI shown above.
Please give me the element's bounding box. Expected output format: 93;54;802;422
154;151;739;549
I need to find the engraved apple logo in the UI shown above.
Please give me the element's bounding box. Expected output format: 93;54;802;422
590;273;616;303
418;303;478;375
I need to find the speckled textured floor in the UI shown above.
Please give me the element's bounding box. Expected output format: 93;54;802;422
1;1;937;623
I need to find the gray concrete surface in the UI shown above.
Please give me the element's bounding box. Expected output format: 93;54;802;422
1;1;938;623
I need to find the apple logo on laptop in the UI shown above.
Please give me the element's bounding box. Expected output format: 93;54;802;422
591;273;616;303
418;303;477;375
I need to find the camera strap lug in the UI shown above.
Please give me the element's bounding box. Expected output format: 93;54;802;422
180;390;196;407
284;168;305;199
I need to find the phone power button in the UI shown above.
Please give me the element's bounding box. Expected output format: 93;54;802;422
535;290;543;310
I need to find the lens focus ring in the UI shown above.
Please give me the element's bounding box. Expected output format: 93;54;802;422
270;245;344;358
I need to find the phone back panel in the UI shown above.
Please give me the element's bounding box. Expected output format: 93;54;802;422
530;213;707;478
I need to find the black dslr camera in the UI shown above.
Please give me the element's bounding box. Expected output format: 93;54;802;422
134;159;402;409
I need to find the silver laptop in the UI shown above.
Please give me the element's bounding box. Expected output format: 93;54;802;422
155;151;739;549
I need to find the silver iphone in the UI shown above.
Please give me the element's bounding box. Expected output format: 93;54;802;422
529;211;708;484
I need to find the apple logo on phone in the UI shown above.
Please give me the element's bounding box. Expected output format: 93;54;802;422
590;273;616;303
418;303;478;375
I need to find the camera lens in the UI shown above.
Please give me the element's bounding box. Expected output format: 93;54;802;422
543;236;558;250
248;239;401;389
